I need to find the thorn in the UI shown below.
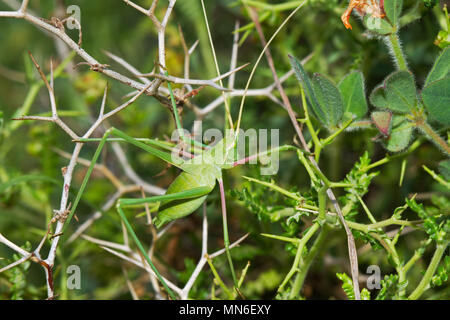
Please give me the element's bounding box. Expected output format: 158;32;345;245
50;232;64;240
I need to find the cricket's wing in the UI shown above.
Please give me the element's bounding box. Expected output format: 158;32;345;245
153;171;216;228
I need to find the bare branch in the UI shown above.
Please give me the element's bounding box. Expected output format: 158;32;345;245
0;233;30;257
122;266;140;300
136;63;250;92
19;0;29;13
0;255;32;273
99;245;183;297
104;51;151;85
81;234;131;253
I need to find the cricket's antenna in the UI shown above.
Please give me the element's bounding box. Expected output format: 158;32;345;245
235;1;308;134
200;0;234;131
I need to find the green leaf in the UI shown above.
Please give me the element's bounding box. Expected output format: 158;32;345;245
425;46;450;86
370;71;417;113
336;273;355;300
311;73;344;127
363;15;395;35
399;1;421;28
361;288;371;300
384;0;403;28
370;84;389;109
421;76;450;126
371;111;393;137
288;54;327;125
439;160;450;181
434;29;450;50
384;71;417;113
376;274;408;300
339;71;368;120
385;116;414;152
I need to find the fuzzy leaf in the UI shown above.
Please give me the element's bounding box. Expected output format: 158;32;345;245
371;71;417;112
384;71;417;113
385;116;413;152
371;111;393;137
425;46;450;86
311;73;344;127
289;54;328;126
370;84;389;109
339;71;368;120
421;76;450;126
363;15;395;35
384;0;403;28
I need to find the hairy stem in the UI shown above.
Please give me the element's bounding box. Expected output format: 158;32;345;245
417;121;450;156
387;33;408;71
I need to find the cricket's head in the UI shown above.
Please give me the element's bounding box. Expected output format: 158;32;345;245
210;129;241;169
182;129;240;172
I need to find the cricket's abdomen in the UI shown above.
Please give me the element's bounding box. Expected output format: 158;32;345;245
154;170;216;228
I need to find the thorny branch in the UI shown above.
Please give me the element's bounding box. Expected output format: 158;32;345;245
0;0;178;298
0;0;253;300
0;0;368;300
247;6;360;299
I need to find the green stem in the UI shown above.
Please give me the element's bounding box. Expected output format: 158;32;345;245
346;218;407;298
206;255;234;300
408;241;450;300
238;261;251;289
404;249;425;274
318;185;327;221
261;233;301;244
365;140;422;171
277;223;320;293
299;85;322;162
289;224;330;299
387;33;408;71
241;0;305;11
422;165;450;189
357;195;377;224
417;121;450;156
329;182;353;188
347;218;419;233
218;179;238;288
297;150;319;185
321;118;354;146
